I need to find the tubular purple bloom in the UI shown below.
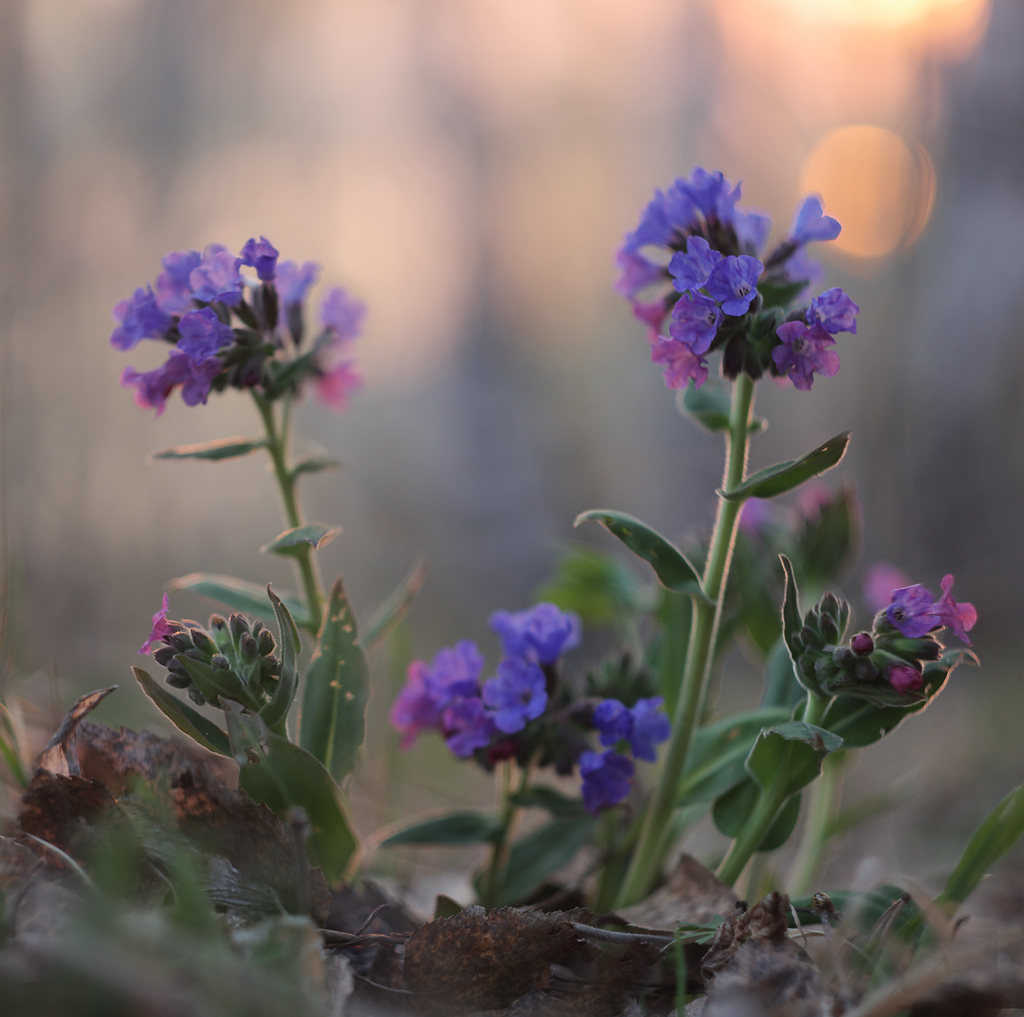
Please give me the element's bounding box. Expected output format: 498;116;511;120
627;697;671;762
706;255;763;316
668;236;722;294
936;574;978;644
177;308;235;361
668;292;721;354
733;208;773;253
239;236;280;282
772;321;839;391
807;287;859;334
888;664;923;694
650;336;709;390
482;658;548;734
139;593;174;654
625;184;699;250
189;244;244;306
614;249;665;299
110;286;173;350
579;749;634;813
679;168;740;221
443;697;497;757
120;352;218;415
489;602;581;665
320;287;366;343
593;699;632;748
631;297;670;336
389;661;439;748
179;354;225;406
276;260;321;306
155;250;202;314
791;196;841;244
887;576;976;645
423;641;485;701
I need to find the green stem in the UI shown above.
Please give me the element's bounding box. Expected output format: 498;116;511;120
787;751;845;897
253;393;323;631
616;373;756;907
482;759;533;909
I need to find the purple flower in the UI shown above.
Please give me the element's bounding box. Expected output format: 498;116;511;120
119;351;223;415
790;196;841;244
390;661;439;749
772;321;839;391
886;575;977;645
678;168;740;221
627;697;670;762
593;699;632;747
579;750;634;813
110;286;173;350
807;287;859;334
732;209;773;253
177;308;235;361
614;249;665;299
850;632;874;656
888;664;923;694
489;603;582;665
320;286;365;343
782;247;825;293
631;298;669;335
482;658;548;733
314;361;362;411
668;292;721;354
650;336;709;390
625;184;699;250
863;562;910;613
155;250;202;314
443;697;497;757
189;244;244;306
239;236;280;282
668;236;721;294
276;260;321;306
139;593;174;654
706;256;763;316
425;641;486;701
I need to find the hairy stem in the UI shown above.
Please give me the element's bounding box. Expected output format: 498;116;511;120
616;373;756;906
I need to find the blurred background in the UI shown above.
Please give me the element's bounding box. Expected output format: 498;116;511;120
2;0;1023;908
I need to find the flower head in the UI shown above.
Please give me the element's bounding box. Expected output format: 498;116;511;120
625;183;698;250
189;244;244;306
443;697;497;757
651;336;709;390
886;575;976;645
139;593;174;654
110;286;173;350
489;602;581;665
176;307;235;361
120;351;223;415
807;287;859;335
155;250;202;314
579;749;634;813
482;658;548;733
679;168;740;221
239;236;279;282
791;196;841;244
706;256;763;316
772;321;839;391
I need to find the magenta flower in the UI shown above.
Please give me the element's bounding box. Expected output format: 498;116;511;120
482;658;547;733
888;664;923;694
579;750;634;813
863;561;910;612
189;244;244;306
314;361;362;411
239;236;279;282
614;249;665;299
790;196;841;244
110;286;173;350
630;297;670;335
651;336;709;390
772;321;839;391
276;260;321;306
668;236;721;294
706;255;763;316
139;593;174;654
886;575;977;645
489;602;581;665
807;287;859;334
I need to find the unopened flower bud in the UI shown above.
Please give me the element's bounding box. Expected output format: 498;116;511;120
229;613;250;644
820;615;840;643
239;632;260;663
888;664;923;694
851;632;874;655
821;592;839;618
169;632;194;654
186;685;208;706
211;653;231;670
831;645;854;667
184;648;207;662
251;620;265;637
190;628;218;657
166;657;189;679
259;656;281;678
852;657;879;682
256;628;276;657
164;672;192;689
153;646;176;667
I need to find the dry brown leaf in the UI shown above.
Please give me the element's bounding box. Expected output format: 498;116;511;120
35;687;118;776
616;854;740;930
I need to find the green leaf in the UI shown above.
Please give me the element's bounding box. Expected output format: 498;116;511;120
656;590;692;716
720;432;850;502
509;787;589;819
745;723;841;798
757;277;810;309
678;707;790;805
574;510;708;600
712;780;801;852
291;455;341;478
536;544;646;627
362;557;427;656
133;667;232;756
169;573;308;628
147;436;268;462
261;524;340;556
939;782;1024;906
761;638;805;709
261;588;301;731
223;703;358;886
382;812;501;847
495;815;597;906
676;380;766;435
732;536;782;655
779;555;816;694
176;655;262;712
299;578;369;781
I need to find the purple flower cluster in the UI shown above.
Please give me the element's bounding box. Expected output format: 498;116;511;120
110;237;364;414
886;574;977;647
615;168;857;392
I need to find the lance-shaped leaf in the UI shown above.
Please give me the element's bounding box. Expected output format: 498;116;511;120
223;703;358;885
712;781;801;852
780;555;818;695
176;655;262;712
291;454;341;479
299;578;369;781
261;587;301;730
745;722;842;799
169;573;308;628
146;436;268;462
133;667;231;756
719;431;850;502
494;814;597;906
676;380;766;435
574;509;709;600
261;524;341;556
509;787;589;818
362;557;427;656
381;811;501;847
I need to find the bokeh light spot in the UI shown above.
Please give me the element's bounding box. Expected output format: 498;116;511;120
800;125;935;259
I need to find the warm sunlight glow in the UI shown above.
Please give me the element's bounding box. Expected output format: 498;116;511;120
800;126;936;259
